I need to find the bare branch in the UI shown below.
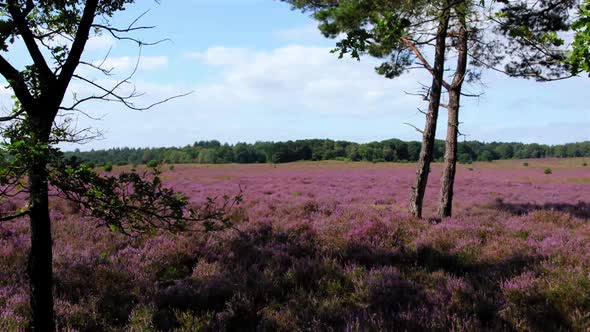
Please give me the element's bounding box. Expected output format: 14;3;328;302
404;122;424;134
402;37;452;90
0;109;26;122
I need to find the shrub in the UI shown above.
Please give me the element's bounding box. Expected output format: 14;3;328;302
169;164;175;171
147;160;159;168
583;162;588;167
544;168;552;174
84;162;95;169
103;163;113;172
523;162;529;167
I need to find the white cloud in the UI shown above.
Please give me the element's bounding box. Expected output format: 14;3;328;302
184;47;252;66
94;55;169;72
86;34;117;51
187;45;424;115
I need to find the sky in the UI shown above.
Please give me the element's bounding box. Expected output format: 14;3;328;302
2;0;589;150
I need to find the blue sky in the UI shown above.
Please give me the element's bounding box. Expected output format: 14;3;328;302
2;1;589;150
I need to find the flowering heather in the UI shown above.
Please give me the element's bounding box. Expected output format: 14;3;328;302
1;159;589;331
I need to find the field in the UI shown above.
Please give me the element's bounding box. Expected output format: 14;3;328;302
1;159;590;331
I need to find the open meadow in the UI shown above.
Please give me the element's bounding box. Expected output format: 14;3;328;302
1;159;590;331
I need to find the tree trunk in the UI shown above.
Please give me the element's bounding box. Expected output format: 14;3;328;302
438;90;460;217
439;6;468;218
409;10;450;219
27;117;55;331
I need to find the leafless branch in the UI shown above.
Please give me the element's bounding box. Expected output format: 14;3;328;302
404;122;424;134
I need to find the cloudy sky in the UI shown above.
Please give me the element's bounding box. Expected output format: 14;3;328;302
2;0;589;150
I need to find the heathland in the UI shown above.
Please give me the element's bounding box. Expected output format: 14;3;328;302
1;158;589;330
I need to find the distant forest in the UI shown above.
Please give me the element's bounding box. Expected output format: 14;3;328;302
65;139;590;166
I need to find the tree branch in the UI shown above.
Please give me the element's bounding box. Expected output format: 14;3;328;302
57;0;100;100
404;122;424;134
0;55;35;111
401;37;452;90
6;0;55;83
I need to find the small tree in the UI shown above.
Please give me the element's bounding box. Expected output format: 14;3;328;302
0;1;238;330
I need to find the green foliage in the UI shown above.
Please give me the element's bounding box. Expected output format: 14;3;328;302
65;139;590;165
48;158;243;235
103;163;113;172
544;168;552;174
127;305;156;331
494;0;578;80
523;162;529;167
147;160;159;168
569;0;590;74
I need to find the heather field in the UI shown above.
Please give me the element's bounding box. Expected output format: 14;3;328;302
1;159;590;331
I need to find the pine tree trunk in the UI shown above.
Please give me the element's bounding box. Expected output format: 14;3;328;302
27;117;55;331
438;90;460;217
409;10;450;219
439;6;468;218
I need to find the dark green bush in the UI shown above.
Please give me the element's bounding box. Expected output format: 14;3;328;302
103;163;113;172
147;160;159;168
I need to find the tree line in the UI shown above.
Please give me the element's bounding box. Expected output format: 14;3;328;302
66;139;590;166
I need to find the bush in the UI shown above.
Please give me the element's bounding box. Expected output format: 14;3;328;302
84;162;95;169
169;164;175;171
523;162;529;167
583;162;588;167
147;160;159;168
103;163;113;172
544;168;552;174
